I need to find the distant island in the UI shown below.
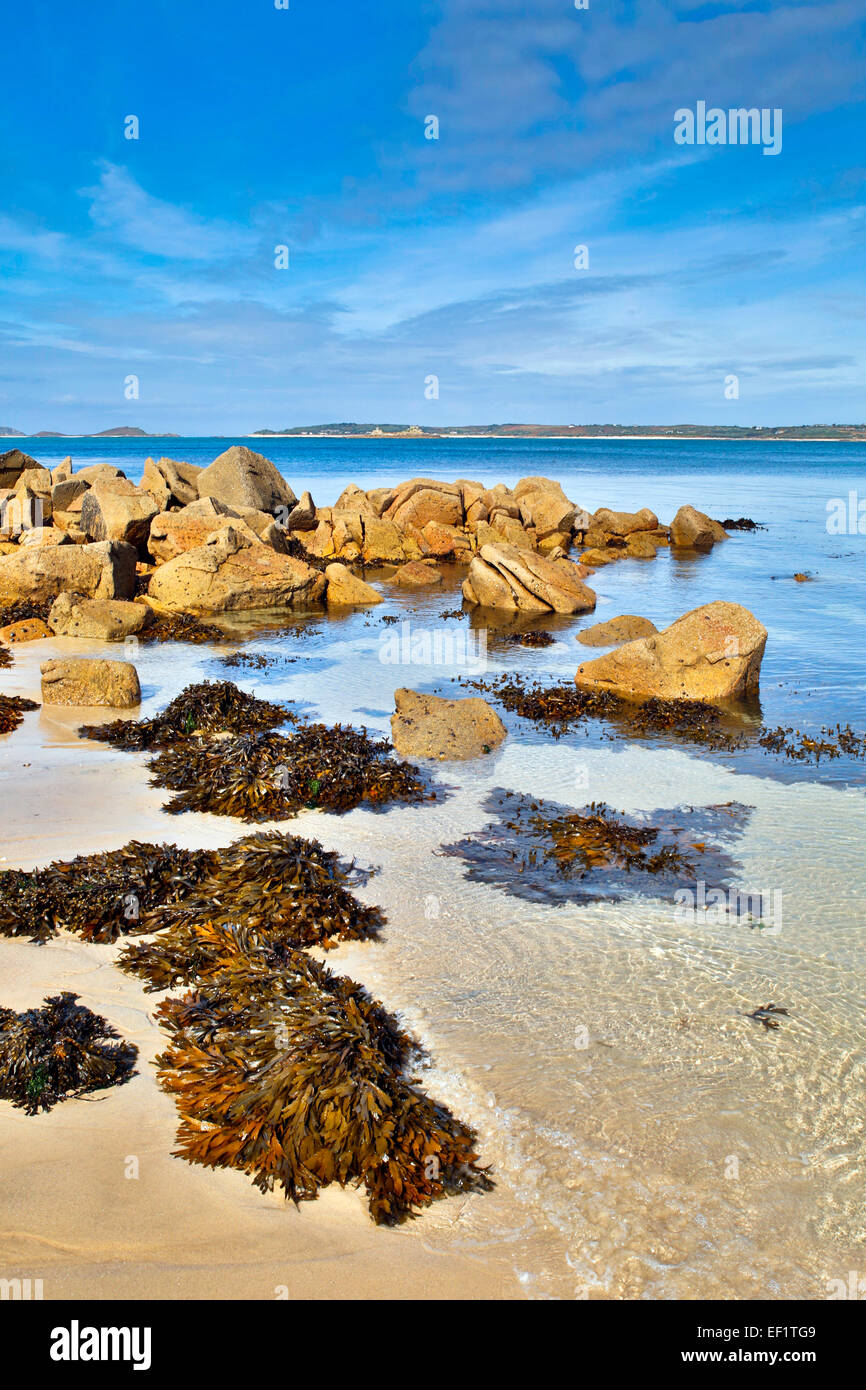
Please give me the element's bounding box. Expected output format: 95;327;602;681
253;422;866;441
0;427;180;438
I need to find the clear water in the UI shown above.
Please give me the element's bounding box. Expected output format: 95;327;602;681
4;437;865;1298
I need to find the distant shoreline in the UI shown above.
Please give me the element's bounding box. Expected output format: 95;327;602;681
2;432;862;445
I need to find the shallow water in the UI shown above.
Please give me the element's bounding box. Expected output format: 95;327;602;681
2;438;865;1299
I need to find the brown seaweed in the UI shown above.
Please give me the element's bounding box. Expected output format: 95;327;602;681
746;1002;789;1030
0;694;39;736
0;992;137;1113
138;612;229;645
79;679;293;751
0;598;52;628
146;722;430;821
152;930;492;1224
0;841;213;944
0;645;12;670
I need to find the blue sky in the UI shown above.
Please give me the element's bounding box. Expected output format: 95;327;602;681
1;0;864;431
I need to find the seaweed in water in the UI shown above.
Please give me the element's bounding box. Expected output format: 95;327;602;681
0;992;137;1113
746;1002;789;1030
138;612;229;645
152;930;492;1224
80;679;293;751
146;721;430;821
0;841;213;944
440;788;750;908
495;630;556;649
0;694;39;735
757;723;866;763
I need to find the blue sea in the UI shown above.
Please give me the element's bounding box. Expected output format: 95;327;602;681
4;435;865;1298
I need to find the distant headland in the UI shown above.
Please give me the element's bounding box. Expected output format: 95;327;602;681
252;422;866;441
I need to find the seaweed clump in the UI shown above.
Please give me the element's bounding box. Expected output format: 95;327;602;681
120;831;384;983
150;931;492;1224
0;645;12;670
138;612;228;645
0;599;52;628
0;993;137;1113
0;694;39;735
80;680;293;751
148;723;429;821
496;630;556;649
0;841;213;944
757;723;866;763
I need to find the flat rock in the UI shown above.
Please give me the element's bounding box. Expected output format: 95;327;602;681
197;445;296;513
0;618;52;643
324;562;383;607
390;688;506;761
575;600;767;704
41;657;141;708
48;594;154;641
577;615;659;647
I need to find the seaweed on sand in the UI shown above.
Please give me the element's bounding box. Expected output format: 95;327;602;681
146;723;430;821
0;841;213;944
440;789;750;908
79;680;293;751
0;694;39;735
0;645;12;670
151;930;492;1224
0;992;137;1113
138;612;228;645
119;832;385;982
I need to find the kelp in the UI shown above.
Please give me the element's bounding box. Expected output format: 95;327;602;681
138;612;228;645
0;694;39;735
79;680;293;751
0;841;212;944
440;789;750;907
0;992;137;1113
152;930;492;1224
746;1002;789;1030
757;722;866;763
146;723;429;821
120;832;384;983
0;598;52;628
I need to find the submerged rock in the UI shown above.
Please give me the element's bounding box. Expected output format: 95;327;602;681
390;688;506;761
575;601;767;704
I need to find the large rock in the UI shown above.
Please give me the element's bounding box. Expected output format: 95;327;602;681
140;457;172;512
148;498;234;563
390;688;506;761
324;562;383;608
577;615;658;647
41;657;141;708
361;516;404;564
286;491;317;531
0;449;41;489
391;560;442;588
80;480;158;547
575;601;767;704
592;506;659;537
148;456;203;507
47;594;154;641
74;464;125;487
670;505;728;550
52;477;89;512
512;477;577;539
197;446;295;514
0;540;137;605
147;524;326;614
462;542;596;614
384;479;463;532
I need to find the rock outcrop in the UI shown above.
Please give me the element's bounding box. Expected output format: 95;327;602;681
41;658;141;708
390;688;506;761
575;601;767;703
670;505;728;550
462;543;596;614
80;479;158;548
147;525;325;614
324;563;383;607
0;541;137;605
196;446;295;514
47;594;154;641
